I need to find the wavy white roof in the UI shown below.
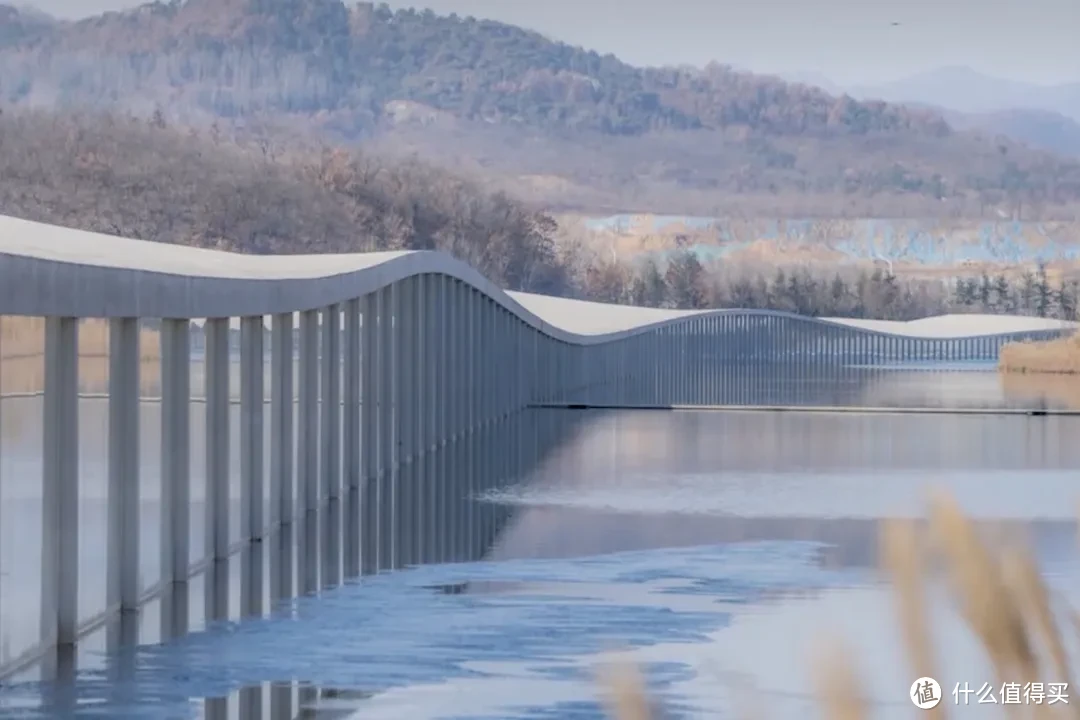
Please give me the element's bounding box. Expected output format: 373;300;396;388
507;292;1076;339
0;213;1074;340
820;314;1077;339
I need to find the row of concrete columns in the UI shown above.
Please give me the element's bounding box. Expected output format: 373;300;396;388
14;274;1072;673
23;274;603;675
23;407;587;714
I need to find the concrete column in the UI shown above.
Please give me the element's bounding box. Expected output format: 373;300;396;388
491;301;499;418
320;304;341;502
342;298;361;498
161;318;191;587
270;313;294;527
107;317;140;614
432;276;444;555
481;299;492;423
446;280;461;562
395;279;414;566
447;280;460;439
41;316;79;647
394;279;410;467
439;275;450;446
475;296;484;417
421;275;436;562
205;317;230;562
378;284;395;571
489;305;499;417
550;340;557;405
509;316;518;412
493;303;501;419
509;311;518;415
670;325;678;404
501;314;509;411
414;276;426;455
237;317;264;544
360;292;378;575
240;316;265;542
466;290;479;554
412;277;426;563
298;310;319;513
468;290;478;433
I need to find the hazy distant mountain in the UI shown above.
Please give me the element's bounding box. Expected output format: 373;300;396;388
772;67;1080;158
814;66;1080;158
944;107;1080;158
848;66;1080;122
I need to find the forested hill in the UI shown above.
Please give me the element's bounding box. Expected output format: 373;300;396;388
0;0;945;136
2;0;1080;217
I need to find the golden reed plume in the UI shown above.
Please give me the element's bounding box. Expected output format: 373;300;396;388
599;490;1079;719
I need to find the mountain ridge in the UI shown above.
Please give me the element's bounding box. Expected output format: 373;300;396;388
848;65;1080;121
1;1;1079;218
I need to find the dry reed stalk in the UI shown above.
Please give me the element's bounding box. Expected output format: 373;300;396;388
999;333;1080;375
812;640;869;720
927;490;1036;688
879;518;946;719
604;489;1080;719
0;316;163;394
0;316;162;361
998;553;1075;720
1;356;164;394
1000;542;1073;689
999;373;1080;410
597;660;653;720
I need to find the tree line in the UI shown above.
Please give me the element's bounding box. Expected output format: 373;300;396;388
1;106;1074;324
573;250;1080;321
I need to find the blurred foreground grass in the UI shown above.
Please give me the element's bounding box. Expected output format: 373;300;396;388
599;490;1078;719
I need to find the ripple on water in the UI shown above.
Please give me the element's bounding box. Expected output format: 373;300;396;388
0;540;845;719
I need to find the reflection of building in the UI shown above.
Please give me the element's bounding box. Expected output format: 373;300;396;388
491;505;1077;572
1000;373;1080;410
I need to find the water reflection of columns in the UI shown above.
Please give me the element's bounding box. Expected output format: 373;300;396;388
104;612;139;717
322;498;341;590
37;648;76;716
269;522;294;607
343;488;360;581
203;552;230;720
299;511;318;596
160;581;189;645
204;549;229;629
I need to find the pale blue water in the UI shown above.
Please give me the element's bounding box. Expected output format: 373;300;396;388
5;517;1078;719
4;372;1080;719
1;542;838;718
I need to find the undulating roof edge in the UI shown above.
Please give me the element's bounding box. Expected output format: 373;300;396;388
0;214;1074;342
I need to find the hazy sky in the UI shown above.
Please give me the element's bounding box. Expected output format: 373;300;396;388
18;0;1080;86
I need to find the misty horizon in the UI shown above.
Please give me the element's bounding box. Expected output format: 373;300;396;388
11;0;1080;88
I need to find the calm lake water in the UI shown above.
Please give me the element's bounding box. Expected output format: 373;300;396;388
2;365;1080;718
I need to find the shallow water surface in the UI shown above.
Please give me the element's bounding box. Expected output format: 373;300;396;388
3;370;1080;718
